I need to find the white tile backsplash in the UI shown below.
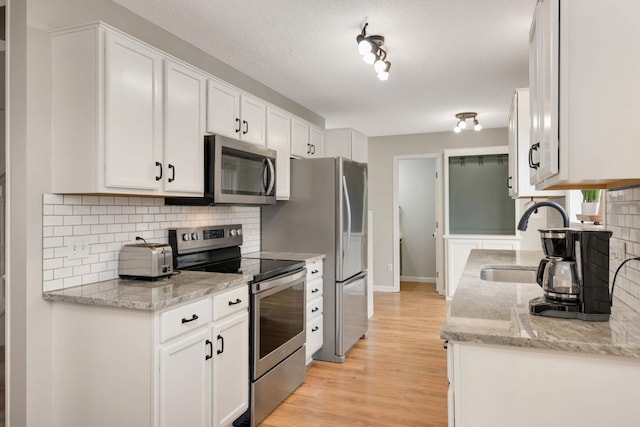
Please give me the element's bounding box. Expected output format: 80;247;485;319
607;187;640;313
42;194;260;291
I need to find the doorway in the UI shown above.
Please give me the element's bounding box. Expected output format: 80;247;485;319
392;154;443;294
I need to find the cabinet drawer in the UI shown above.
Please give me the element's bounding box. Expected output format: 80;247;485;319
306;296;323;322
306;260;323;282
306;277;323;301
306;315;323;356
160;297;211;343
213;286;249;321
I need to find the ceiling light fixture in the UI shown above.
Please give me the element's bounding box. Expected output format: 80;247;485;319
454;112;482;133
356;22;391;81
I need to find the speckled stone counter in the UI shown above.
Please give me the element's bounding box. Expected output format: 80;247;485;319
43;270;252;311
245;251;325;263
440;249;640;359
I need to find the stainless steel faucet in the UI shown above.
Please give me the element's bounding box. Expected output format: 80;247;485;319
517;201;570;231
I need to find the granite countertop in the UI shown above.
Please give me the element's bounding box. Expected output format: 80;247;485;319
245;251;326;263
43;270;252;311
440;249;640;359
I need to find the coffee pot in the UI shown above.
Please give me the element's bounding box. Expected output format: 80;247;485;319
530;227;612;321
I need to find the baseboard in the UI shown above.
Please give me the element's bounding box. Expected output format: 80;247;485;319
400;276;436;283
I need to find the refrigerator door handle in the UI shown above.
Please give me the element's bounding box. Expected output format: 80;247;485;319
342;175;352;262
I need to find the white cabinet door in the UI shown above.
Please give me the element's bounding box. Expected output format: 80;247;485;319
267;107;292;200
206;79;241;139
164;60;206;195
445;239;482;299
159;327;211;427
291;117;311;158
529;0;559;185
309;125;324;158
240;94;267;146
212;311;249;427
351;131;368;163
507;92;518;198
104;30;163;192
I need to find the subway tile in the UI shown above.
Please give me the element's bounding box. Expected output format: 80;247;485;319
99;196;115;205
43;216;63;226
63;276;82;289
43;205;54;215
81;273;100;285
91;206;107;215
54;226;73;237
114;197;129;205
122;206;136;214
91;224;107;234
43;194;65;205
99;215;115;224
73;265;91;276
107;206;122;215
43;237;64;248
63;195;83;205
64;216;82;226
54;267;73;279
43;279;64;292
73;225;92;235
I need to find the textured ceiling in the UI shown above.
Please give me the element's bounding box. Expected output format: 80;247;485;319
113;0;536;137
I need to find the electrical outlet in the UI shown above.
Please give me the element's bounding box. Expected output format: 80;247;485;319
66;236;91;260
387;263;393;272
611;240;627;262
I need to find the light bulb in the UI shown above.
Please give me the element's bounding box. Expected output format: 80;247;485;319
377;70;389;81
374;58;386;73
458;119;467;129
473;118;482;131
358;39;373;56
454;126;461;133
362;51;376;64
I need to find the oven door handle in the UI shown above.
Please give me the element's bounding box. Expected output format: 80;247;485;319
251;268;306;293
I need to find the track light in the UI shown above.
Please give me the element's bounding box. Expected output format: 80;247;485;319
356;22;391;81
454;112;482;133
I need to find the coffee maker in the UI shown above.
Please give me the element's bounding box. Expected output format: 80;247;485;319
530;228;613;321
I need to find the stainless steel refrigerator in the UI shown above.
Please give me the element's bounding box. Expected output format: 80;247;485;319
261;157;368;363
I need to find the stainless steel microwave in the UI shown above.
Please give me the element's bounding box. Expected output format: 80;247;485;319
166;134;277;206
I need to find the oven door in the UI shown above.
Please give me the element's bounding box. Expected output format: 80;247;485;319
251;268;306;379
214;135;277;205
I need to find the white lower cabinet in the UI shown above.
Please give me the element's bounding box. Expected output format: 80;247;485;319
159;327;212;427
211;310;249;427
305;259;324;364
445;237;520;299
50;286;249;427
447;341;640;427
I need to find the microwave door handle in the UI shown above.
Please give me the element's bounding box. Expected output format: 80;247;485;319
342;175;352;262
262;159;269;192
265;158;275;196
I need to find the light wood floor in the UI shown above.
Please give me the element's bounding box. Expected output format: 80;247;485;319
261;282;449;427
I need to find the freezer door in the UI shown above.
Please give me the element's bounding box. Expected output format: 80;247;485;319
336;272;368;357
337;159;368;282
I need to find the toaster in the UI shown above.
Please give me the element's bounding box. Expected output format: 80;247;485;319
118;243;173;279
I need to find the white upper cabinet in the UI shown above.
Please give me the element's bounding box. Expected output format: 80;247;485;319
324;128;368;163
51;23;203;196
508;88;563;198
309;125;325;158
291;117;311;158
103;30;163;192
163;60;206;195
266;107;292;200
205;79;240;140
206;79;267;146
529;0;640;190
240;94;267;145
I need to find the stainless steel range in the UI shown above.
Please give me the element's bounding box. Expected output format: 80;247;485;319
168;224;307;427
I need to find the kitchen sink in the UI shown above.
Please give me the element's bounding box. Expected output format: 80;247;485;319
480;266;537;284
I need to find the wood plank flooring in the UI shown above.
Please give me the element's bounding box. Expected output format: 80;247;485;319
261;282;449;427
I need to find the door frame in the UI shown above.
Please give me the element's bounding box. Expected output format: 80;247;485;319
392;153;443;294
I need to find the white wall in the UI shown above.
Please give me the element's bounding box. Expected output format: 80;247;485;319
399;158;436;281
369;128;508;291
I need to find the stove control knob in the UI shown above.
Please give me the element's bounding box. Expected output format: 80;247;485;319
236;229;243;236
230;229;237;237
182;233;191;241
191;233;199;240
